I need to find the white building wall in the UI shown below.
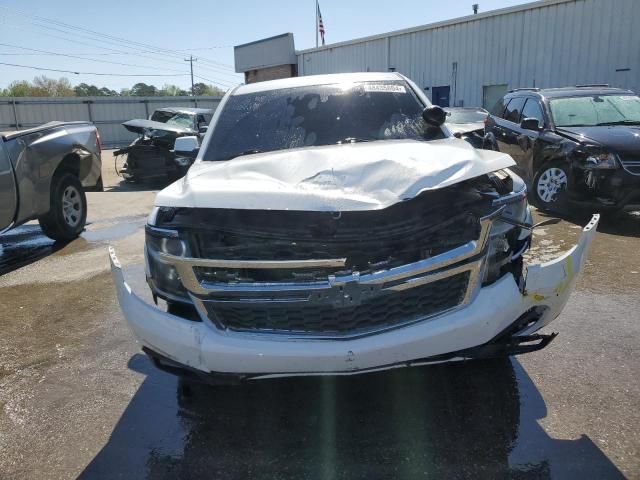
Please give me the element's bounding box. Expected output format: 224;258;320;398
297;0;640;107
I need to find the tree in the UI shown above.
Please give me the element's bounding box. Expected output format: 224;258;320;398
2;80;32;97
32;76;74;96
192;82;226;97
74;83;100;96
99;87;118;96
130;82;158;96
159;84;189;96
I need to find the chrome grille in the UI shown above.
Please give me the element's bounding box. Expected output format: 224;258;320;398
205;272;470;336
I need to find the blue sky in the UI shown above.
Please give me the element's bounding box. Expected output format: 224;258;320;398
0;0;525;91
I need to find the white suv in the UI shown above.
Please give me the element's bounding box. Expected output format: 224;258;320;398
109;72;598;384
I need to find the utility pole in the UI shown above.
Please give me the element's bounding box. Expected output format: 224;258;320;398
184;55;197;106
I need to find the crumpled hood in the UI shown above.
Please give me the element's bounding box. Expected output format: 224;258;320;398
155;139;516;211
122;119;196;136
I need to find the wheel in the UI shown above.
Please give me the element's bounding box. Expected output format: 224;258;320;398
38;173;87;241
532;162;570;211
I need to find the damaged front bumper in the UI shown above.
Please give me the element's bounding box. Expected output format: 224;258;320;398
109;215;598;380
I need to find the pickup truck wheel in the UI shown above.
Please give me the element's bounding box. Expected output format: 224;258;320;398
532;162;570;212
38;173;87;241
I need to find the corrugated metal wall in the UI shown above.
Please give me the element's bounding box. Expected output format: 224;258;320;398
0;96;222;147
297;0;640;107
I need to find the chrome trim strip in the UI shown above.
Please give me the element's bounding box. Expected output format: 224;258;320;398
160;254;347;270
154;206;504;296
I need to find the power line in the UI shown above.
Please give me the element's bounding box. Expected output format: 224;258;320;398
0;42;190;73
0;61;188;77
0;13;239;77
0;6;237;70
0;19;239;81
0;23;238;87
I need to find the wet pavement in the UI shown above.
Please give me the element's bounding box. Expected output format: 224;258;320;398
0;151;638;479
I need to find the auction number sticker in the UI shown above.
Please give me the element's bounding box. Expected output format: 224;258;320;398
363;84;406;94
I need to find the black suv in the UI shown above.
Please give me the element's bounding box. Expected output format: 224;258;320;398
484;86;640;212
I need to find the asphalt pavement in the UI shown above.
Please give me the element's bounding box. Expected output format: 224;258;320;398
0;150;638;479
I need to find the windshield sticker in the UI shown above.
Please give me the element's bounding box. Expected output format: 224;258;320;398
363;84;406;94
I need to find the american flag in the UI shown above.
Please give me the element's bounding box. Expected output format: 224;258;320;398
317;2;325;46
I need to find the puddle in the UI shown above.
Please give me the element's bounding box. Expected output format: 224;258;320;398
82;217;145;242
0;225;60;276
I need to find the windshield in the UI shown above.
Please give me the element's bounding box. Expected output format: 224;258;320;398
165;113;195;129
445;108;488;124
549;95;640;127
203;81;444;161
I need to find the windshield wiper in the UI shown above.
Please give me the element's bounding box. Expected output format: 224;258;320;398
335;137;374;144
234;149;264;157
595;120;640;126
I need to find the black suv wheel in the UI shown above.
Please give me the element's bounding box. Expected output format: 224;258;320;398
532;162;570;211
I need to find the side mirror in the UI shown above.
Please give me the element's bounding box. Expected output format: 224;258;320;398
198;125;208;134
174;136;199;159
422;105;447;127
520;117;542;131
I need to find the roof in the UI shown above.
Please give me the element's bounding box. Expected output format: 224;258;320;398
233;72;405;95
507;86;636;99
297;0;573;54
153;107;214;114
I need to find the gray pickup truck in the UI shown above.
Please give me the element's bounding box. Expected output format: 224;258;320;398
0;121;102;241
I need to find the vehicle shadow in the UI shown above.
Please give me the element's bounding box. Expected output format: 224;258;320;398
78;355;624;479
0;224;73;276
535;207;640;238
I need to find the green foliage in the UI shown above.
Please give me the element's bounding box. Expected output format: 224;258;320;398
1;76;74;97
0;77;227;97
159;84;189;96
192;82;226;96
74;83;118;96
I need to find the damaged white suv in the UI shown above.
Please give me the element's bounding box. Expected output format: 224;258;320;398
109;72;598;384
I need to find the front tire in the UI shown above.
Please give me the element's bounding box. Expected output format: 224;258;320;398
532;162;570;212
39;173;87;241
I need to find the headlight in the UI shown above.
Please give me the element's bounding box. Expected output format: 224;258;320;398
483;170;531;286
145;224;190;300
585;152;617;169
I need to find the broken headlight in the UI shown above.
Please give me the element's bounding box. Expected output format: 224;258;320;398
585;152;618;169
145;217;190;301
483;170;531;286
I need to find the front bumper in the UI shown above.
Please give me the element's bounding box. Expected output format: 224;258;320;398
109;215;599;379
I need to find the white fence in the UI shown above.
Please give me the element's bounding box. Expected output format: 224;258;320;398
0;96;222;147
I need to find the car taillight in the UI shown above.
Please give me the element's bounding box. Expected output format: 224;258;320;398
96;129;102;153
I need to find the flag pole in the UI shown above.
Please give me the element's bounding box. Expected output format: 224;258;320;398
315;0;319;48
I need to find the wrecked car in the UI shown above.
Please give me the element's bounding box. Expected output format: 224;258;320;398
114;107;213;183
109;73;598;384
484;86;640;212
444;107;488;148
1;121;102;241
